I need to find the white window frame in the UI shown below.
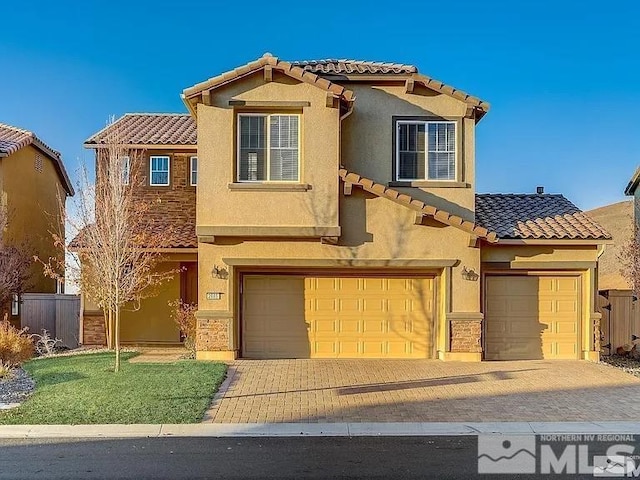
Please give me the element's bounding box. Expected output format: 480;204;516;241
11;294;19;316
190;156;198;186
121;156;130;185
149;155;170;186
395;120;457;182
236;113;301;183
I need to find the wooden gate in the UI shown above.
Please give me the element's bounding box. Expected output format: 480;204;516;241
598;289;640;353
21;294;80;349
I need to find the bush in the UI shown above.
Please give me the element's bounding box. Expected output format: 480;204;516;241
169;300;197;357
0;320;34;369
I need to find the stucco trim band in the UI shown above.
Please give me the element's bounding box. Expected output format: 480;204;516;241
197;226;341;239
447;312;484;321
222;258;458;268
509;261;597;270
227;183;311;192
195;310;234;320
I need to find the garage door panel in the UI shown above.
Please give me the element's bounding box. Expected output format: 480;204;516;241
485;275;579;361
244;274;434;359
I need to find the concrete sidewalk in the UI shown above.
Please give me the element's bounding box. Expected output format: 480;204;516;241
1;422;640;438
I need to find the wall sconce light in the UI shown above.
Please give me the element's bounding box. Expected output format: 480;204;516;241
461;266;479;281
211;265;229;280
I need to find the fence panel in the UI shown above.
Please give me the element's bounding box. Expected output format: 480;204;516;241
21;293;80;349
599;290;640;353
21;293;56;336
55;295;80;349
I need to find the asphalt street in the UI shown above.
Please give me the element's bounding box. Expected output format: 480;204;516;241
0;436;480;479
0;435;613;479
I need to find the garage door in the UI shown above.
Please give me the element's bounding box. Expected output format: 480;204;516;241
485;275;580;360
242;275;434;359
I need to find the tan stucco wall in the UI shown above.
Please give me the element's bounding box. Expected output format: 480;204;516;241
481;244;600;264
119;261;182;343
341;83;475;220
197;71;341;229
2;145;66;293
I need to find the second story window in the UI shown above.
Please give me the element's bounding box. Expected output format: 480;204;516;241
121;156;130;185
150;156;170;186
238;114;299;182
190;156;198;186
396;121;456;181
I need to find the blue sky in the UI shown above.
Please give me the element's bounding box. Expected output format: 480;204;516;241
1;0;638;210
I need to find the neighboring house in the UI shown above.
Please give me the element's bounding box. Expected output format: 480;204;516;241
585;200;632;291
0;123;75;324
83;54;610;361
81;114;197;345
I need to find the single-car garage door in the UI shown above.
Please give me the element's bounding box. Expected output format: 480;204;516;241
242;275;434;359
485;275;580;360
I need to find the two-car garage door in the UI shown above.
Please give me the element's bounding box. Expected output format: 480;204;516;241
485;275;580;360
242;275;434;359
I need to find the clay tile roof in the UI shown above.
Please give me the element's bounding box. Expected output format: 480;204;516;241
339;168;498;242
291;59;418;75
0;122;74;195
182;53;356;107
69;219;197;250
84;114;196;147
475;194;612;240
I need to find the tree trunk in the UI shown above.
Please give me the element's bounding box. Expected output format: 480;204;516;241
105;308;114;350
114;306;121;372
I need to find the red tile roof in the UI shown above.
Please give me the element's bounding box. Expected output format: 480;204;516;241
292;59;417;75
70;219;197;250
339;168;499;242
0;122;74;195
475;194;612;240
84;114;196;147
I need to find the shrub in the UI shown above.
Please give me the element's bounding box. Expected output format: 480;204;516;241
30;330;64;357
169;300;197;357
0;319;34;369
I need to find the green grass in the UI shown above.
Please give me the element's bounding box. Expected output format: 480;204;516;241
0;352;227;424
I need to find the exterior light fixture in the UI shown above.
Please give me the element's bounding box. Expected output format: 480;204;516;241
211;265;229;280
461;266;479;281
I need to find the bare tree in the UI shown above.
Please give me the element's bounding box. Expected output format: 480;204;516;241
42;117;175;372
0;208;32;320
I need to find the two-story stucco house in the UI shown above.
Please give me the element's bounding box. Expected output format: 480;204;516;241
0;123;74;324
83;54;610;361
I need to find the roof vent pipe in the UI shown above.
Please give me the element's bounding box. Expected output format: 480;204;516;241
536;186;544;194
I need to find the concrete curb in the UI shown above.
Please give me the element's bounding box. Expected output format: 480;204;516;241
2;422;640;438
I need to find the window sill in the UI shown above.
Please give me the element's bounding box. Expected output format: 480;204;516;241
388;181;470;189
228;182;311;192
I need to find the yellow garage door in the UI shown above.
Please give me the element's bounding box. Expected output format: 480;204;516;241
485;275;580;360
242;275;434;359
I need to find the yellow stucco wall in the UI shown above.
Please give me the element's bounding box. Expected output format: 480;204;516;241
197;71;341;229
2;145;66;293
119;262;182;343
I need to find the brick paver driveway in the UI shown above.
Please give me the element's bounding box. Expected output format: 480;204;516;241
203;360;640;423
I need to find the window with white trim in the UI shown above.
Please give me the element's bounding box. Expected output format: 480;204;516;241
11;294;19;316
150;156;170;186
121;156;130;185
238;114;300;182
190;156;198;186
396;121;456;181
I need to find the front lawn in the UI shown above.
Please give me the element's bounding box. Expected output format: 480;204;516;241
0;352;226;424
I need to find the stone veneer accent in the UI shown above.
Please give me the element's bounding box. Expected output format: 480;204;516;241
83;314;106;345
196;318;232;351
450;320;482;353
